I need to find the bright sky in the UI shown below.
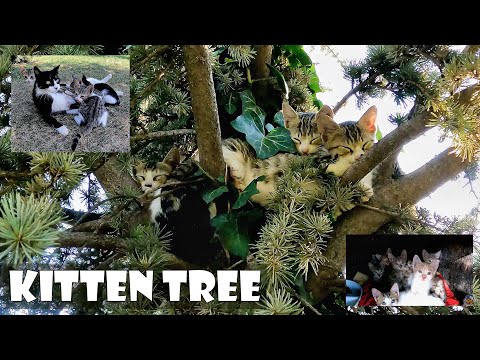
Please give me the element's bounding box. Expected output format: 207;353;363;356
306;45;479;219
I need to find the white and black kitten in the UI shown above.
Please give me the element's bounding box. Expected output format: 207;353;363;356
80;75;122;106
32;65;78;135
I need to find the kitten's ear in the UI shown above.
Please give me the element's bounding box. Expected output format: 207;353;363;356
133;161;146;175
52;65;60;74
368;262;375;272
33;66;41;76
390;283;400;297
371;288;382;301
20;67;27;76
386;248;392;254
358;105;377;134
86;84;94;94
387;252;395;263
82;75;89;85
412;254;422;268
162;147;181;170
282;102;299;129
430;259;440;273
435;250;442;259
422;249;429;261
400;249;407;261
374;254;382;261
315;105;339;134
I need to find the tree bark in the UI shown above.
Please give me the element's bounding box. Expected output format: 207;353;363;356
131;129;195;142
93;154;138;196
251;45;273;101
183;45;225;179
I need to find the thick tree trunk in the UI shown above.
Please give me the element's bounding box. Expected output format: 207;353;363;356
93;154;138;195
251;45;273;101
183;45;225;179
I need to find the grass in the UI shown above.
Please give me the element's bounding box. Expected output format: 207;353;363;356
10;55;130;153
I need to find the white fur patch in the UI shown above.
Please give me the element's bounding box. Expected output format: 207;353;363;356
103;95;117;105
36;89;77;113
98;111;108;127
66;109;79;115
149;189;163;223
56;125;69;136
115;90;124;97
74;114;84;126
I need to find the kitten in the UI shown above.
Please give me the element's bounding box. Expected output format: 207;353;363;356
20;67;35;83
368;256;386;282
397;255;444;306
32;65;78;135
133;148;218;264
78;74;122;105
67;83;108;151
387;249;413;291
282;102;329;155
421;249;446;301
221;106;377;207
372;283;400;306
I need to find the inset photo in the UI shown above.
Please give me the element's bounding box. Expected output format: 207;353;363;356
11;55;130;152
346;235;473;307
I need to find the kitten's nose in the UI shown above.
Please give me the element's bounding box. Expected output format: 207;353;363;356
144;183;152;188
355;153;363;160
302;149;309;155
422;274;426;280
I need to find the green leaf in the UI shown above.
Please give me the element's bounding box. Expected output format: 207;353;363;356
233;176;266;209
273;111;285;127
312;97;323;110
216;175;226;184
308;65;322;93
266;63;289;99
376;126;383;141
202;186;229;204
225;92;239;115
239;89;260;113
257;127;297;158
284;45;313;66
265;123;274;132
211;209;263;258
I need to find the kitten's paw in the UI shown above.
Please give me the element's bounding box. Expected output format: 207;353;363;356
56;125;69;136
74;115;84;126
116;90;124;97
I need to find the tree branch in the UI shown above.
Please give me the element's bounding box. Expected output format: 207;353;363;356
183;45;225;179
251;45;273;101
131;45;170;74
333;71;382;113
0;169;31;179
130;129;195;142
56;231;198;270
93;154;139;196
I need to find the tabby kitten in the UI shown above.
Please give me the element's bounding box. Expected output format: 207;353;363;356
372;283;400;306
67;83;109;151
222;105;377;207
387;249;413;291
20;67;35;83
422;249;442;264
133;148;219;264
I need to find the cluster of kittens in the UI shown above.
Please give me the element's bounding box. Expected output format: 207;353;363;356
369;248;447;306
20;64;123;150
132;102;381;263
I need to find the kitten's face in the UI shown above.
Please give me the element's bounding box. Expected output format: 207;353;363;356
20;67;35;83
133;148;181;192
387;249;409;271
422;249;442;264
372;283;399;306
282;103;327;155
72;83;94;104
412;255;439;283
33;65;61;93
317;106;377;165
368;261;385;281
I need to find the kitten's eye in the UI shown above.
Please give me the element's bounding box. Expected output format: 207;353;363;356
46;81;51;85
391;300;396;304
362;141;373;150
427;272;431;275
418;270;422;273
337;146;353;155
381;301;386;305
310;137;321;145
137;176;145;180
293;138;301;144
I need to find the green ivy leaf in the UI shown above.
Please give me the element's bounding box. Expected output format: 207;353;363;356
312;97;323;110
233;176;266;209
308;65;322;93
211;209;263;259
284;45;313;66
202;186;229;204
257;127;297;159
376;126;383;141
265;123;274;132
273;111;285;127
266;63;289;99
